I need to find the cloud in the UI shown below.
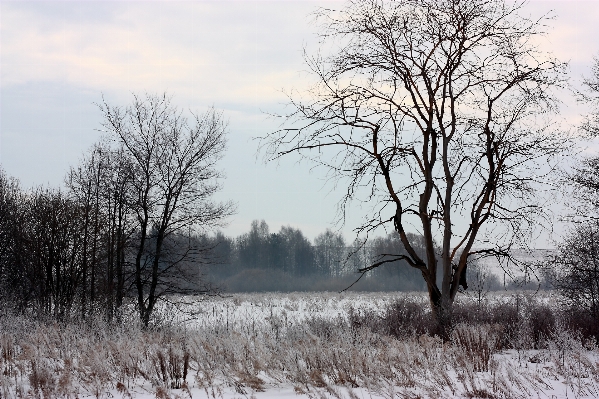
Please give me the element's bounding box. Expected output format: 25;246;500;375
524;1;599;65
1;0;596;245
0;1;325;109
4;1;594;112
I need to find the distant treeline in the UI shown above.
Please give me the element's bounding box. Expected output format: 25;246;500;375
198;219;430;292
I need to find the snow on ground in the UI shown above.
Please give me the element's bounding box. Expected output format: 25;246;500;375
155;291;418;328
2;291;598;399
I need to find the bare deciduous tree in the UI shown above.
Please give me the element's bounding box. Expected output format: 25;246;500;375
580;54;599;136
0;169;25;308
67;143;135;319
553;222;599;320
551;56;599;336
263;0;567;336
99;93;234;326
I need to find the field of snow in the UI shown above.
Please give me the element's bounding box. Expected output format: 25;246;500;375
154;291;422;329
1;291;598;399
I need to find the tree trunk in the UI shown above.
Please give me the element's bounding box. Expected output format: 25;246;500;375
431;294;454;340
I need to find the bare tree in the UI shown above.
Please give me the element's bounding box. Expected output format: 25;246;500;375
99;93;234;326
552;221;599;326
263;0;566;336
1;187;88;318
67;143;135;319
2;168;99;317
314;229;346;277
549;55;599;337
0;169;24;308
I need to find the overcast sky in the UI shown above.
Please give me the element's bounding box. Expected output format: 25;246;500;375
1;0;599;245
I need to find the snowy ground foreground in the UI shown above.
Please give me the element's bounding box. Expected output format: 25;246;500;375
2;292;598;399
150;292;598;399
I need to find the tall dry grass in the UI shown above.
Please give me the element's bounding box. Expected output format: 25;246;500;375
0;293;598;398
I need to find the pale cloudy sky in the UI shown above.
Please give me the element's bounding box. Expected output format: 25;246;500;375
1;0;599;245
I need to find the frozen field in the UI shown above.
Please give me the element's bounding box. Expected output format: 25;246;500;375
1;291;598;399
154;290;562;325
155;291;423;328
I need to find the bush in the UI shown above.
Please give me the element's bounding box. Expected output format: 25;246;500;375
369;294;565;350
561;306;599;344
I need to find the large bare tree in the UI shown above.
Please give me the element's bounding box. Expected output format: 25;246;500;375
263;0;567;335
99;94;234;326
549;56;599;337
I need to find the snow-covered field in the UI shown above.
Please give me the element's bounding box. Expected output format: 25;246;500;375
1;291;598;399
155;291;419;329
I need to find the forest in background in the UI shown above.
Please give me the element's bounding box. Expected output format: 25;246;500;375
0;154;514;321
199;220;429;293
0;163;435;322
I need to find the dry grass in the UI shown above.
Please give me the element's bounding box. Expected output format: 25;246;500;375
0;294;598;398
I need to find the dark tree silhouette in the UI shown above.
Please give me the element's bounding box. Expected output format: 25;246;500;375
67;143;135;319
0;169;25;308
263;0;567;336
552;222;599;335
314;229;346;277
0;183;88;318
99;93;234;326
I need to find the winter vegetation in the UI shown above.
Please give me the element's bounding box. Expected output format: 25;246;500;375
1;292;599;399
